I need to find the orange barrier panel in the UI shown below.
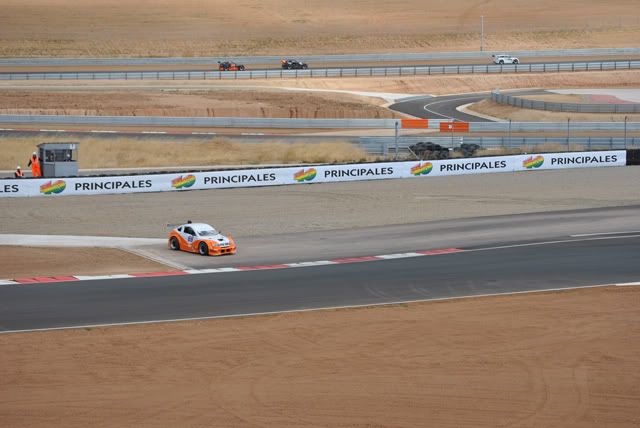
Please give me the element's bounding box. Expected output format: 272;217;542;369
439;122;470;132
401;119;429;129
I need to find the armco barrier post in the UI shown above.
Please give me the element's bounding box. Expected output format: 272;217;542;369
394;121;399;160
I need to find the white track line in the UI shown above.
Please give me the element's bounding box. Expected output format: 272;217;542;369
464;234;640;253
73;274;133;281
570;230;640;237
616;282;640;287
422;95;488;121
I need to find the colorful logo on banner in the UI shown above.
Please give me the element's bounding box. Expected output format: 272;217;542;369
411;162;433;176
171;175;196;189
294;168;317;182
523;155;544;169
40;180;66;195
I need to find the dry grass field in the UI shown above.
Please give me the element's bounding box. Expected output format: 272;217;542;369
0;1;639;57
2;286;639;427
0;136;368;170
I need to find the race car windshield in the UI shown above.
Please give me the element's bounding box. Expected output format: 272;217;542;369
197;229;218;236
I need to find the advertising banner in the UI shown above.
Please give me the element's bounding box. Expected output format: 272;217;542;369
516;151;626;171
0;151;626;198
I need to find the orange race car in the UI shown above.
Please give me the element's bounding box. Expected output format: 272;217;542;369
168;221;237;256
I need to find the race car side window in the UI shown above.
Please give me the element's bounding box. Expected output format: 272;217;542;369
177;226;183;232
184;227;195;235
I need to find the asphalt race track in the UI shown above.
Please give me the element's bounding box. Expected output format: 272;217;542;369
0;59;625;76
2;231;639;332
139;206;640;271
389;90;545;121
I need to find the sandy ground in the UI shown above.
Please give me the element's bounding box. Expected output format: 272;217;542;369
1;285;639;427
510;91;640;104
1;1;639;57
0;246;171;278
469;99;640;122
550;88;640;103
2;167;639;239
0;89;396;119
517;93;587;103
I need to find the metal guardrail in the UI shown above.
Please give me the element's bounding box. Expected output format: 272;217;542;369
1;48;639;66
1;114;639;132
359;136;640;155
468;121;640;132
491;90;640;113
0;115;398;129
1;60;639;81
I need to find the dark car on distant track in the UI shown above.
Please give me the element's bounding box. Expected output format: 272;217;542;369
281;59;308;70
218;61;245;71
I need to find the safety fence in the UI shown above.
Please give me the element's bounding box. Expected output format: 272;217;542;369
1;114;640;132
359;136;640;155
491;90;640;113
0;150;626;198
2;47;639;66
1;60;639;81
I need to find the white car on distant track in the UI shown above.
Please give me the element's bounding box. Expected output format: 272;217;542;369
492;54;519;65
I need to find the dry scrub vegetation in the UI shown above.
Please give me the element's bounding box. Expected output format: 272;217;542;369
0;1;639;57
0;136;368;170
0;89;396;119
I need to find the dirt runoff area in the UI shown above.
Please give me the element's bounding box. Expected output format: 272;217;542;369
0;88;397;119
0;246;172;278
1;285;639;427
1;0;639;57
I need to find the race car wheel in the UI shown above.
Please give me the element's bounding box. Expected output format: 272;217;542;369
302;64;308;69
170;237;180;251
513;59;519;64
198;242;209;256
498;60;504;65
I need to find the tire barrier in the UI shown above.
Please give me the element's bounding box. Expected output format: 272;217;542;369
626;148;640;165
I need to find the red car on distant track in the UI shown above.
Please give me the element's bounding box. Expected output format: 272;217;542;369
218;61;245;71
